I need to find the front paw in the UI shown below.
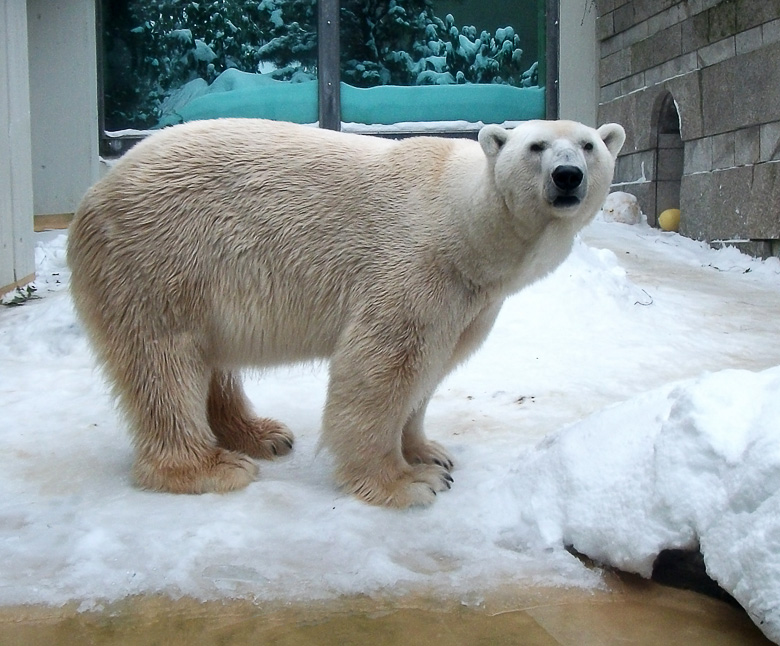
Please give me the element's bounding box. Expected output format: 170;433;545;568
345;464;453;508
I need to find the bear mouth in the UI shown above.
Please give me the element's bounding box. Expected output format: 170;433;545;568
552;195;581;209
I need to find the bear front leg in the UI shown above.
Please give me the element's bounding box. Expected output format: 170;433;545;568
114;337;259;494
207;369;294;460
323;320;453;508
401;400;454;471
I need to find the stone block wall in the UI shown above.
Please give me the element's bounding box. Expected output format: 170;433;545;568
596;0;780;255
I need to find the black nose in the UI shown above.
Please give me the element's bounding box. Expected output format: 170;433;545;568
552;165;584;191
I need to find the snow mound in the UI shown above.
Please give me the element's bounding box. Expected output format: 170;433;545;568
556;236;648;306
34;232;70;290
596;191;645;225
511;366;780;644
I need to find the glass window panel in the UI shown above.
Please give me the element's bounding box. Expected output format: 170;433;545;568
101;0;319;138
100;0;548;152
339;0;546;128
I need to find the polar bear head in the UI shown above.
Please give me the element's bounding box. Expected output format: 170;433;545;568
479;119;625;226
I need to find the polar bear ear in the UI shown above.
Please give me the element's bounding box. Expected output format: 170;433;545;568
479;125;509;157
598;123;626;159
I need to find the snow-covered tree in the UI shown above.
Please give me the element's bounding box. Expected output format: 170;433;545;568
340;4;533;88
105;0;317;127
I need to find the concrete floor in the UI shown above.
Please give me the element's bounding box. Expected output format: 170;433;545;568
1;573;773;645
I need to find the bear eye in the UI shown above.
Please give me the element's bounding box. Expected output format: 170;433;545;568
530;142;546;153
583;142;594;152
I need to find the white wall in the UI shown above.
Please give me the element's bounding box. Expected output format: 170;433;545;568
27;0;100;216
559;0;599;126
0;0;35;294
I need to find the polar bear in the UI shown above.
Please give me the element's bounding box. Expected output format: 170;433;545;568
68;118;624;507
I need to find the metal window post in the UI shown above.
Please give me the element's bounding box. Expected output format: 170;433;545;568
545;0;560;120
318;0;341;130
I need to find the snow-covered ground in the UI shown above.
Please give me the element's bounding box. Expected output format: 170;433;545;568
2;219;780;643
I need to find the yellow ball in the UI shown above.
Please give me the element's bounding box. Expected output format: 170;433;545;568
658;208;681;232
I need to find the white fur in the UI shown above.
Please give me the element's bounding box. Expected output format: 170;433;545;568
68;118;625;507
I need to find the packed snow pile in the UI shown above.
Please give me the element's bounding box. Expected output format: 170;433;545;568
596;191;645;225
510;368;780;643
3;222;780;643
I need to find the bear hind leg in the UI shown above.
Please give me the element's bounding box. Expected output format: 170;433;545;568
112;339;259;494
207;369;294;460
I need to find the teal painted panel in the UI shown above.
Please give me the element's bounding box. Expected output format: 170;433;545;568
341;82;545;125
158;73;319;126
158;69;545;127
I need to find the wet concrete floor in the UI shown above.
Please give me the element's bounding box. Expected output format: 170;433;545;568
1;574;773;645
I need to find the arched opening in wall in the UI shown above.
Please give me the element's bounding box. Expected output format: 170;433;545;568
651;92;683;227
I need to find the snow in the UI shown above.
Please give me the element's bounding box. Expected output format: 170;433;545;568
2;219;780;642
169;29;193;43
192;39;218;63
595;190;644;225
511;369;780;640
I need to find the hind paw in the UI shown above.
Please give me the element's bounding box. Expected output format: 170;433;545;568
403;439;454;471
214;417;294;460
134;447;258;494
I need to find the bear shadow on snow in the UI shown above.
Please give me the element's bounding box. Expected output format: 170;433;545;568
67;117;624;508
